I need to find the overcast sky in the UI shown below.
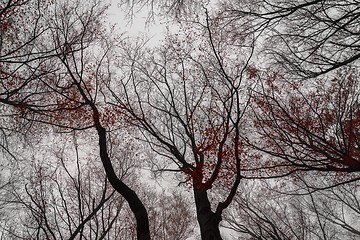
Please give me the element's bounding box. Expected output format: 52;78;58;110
107;0;168;46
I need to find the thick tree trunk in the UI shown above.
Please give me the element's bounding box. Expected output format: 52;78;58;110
96;125;151;240
193;188;222;240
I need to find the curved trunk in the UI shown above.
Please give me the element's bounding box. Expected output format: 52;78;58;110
193;188;222;240
96;125;151;240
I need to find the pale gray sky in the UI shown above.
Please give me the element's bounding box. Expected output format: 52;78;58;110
107;0;168;46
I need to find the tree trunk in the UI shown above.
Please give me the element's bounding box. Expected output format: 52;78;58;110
96;125;151;240
193;188;222;240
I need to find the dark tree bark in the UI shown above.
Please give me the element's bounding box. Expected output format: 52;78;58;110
193;188;222;240
94;110;151;240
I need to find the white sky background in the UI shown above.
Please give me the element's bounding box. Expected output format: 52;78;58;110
107;0;169;46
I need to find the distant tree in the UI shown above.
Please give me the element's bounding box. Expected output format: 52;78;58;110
146;190;196;239
224;177;360;240
118;0;202;21
0;133;132;239
0;130;198;239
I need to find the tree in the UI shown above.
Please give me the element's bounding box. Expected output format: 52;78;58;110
0;132;133;239
0;0;57;159
106;9;256;239
223;177;360;240
141;189;197;239
243;66;360;184
225;181;324;240
2;0;359;239
217;0;360;78
0;0;152;239
199;0;360;184
0;0;62;236
118;0;202;21
0;130;196;239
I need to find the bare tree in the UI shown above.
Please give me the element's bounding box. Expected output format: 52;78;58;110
225;182;319;240
118;0;203;22
0;131;139;239
0;0;152;238
0;0;59;159
106;9;256;239
224;177;360;240
145;189;197;239
217;0;360;78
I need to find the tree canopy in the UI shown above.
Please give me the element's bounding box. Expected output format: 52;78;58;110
0;0;359;239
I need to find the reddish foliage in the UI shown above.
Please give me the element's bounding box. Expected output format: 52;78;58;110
250;69;360;175
246;65;258;79
180;122;242;189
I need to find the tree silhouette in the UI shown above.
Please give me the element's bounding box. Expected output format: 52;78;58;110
106;11;256;239
0;0;151;239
